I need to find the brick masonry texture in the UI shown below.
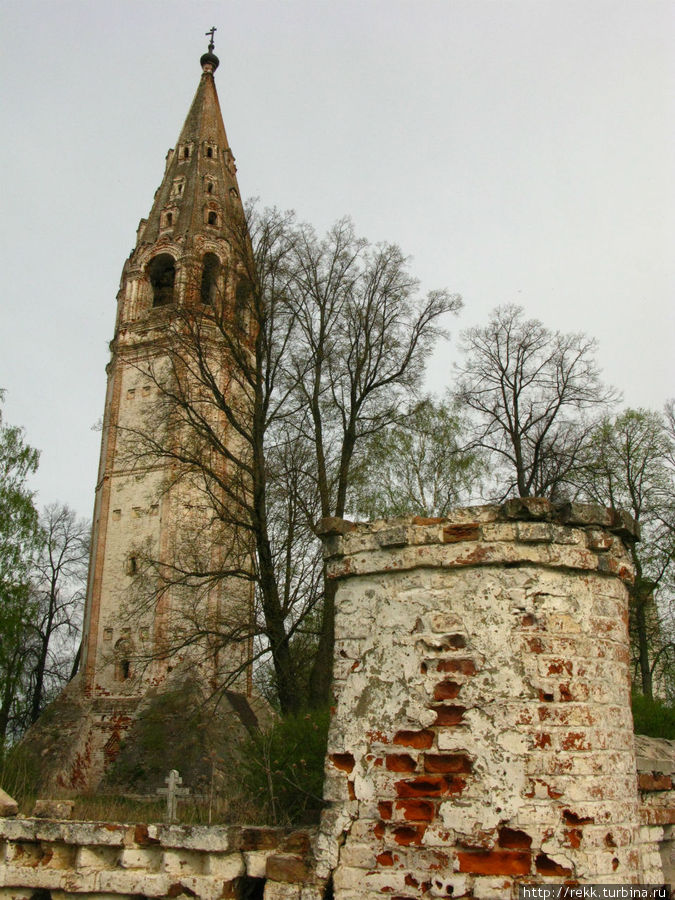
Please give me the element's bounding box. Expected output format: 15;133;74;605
315;500;667;899
0;820;324;899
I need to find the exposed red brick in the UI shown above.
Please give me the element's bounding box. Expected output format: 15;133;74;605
395;776;448;798
396;799;435;822
393;824;427;846
457;850;531;876
521;613;536;627
546;781;563;799
437;658;477;675
559;683;573;702
527;637;545;653
376;851;395;866
420;662;428;674
547;659;573;676
393;729;434;749
347;780;356;800
533;732;552;749
560;732;590;751
604;832;616;848
424;753;473;774
386;754;418;773
433;705;466;726
638;773;672;791
562;809;594;826
374;821;386;839
330;752;355;773
134;823;160;845
168;884;198;898
443;523;480;543
564;829;582;849
535;852;573;877
266;855;312;882
498;827;532;849
433;680;462;700
538;690;555;702
612;857;619;871
378;801;393;820
367;729;390;743
404;873;419;887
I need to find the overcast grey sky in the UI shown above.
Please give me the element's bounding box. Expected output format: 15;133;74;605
1;0;673;520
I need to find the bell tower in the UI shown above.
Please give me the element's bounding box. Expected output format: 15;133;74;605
77;34;255;741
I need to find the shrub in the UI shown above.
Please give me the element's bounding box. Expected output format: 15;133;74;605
632;692;675;739
241;708;330;825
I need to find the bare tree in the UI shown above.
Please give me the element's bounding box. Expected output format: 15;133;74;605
25;504;89;723
120;208;459;711
454;304;618;500
281;219;462;704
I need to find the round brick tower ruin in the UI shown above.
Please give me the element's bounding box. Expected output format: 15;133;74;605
317;498;643;898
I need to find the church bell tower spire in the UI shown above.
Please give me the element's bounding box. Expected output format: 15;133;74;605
74;36;255;788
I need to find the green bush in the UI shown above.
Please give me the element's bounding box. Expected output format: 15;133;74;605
241;708;330;825
632;692;675;739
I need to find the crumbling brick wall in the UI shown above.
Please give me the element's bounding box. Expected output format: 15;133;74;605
316;500;648;898
0;819;323;899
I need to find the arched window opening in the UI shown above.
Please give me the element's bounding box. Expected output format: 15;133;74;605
200;253;220;305
207;211;218;226
206;146;213;158
166;212;173;226
207;183;214;194
183;146;190;159
114;638;133;682
235;279;253;332
148;254;176;307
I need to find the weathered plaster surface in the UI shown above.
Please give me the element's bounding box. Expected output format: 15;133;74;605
0;820;323;899
316;501;669;898
3;502;672;898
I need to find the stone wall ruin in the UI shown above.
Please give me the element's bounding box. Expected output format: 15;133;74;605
315;500;673;897
1;501;673;899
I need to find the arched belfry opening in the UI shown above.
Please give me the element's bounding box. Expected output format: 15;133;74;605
148;254;176;307
200;252;220;305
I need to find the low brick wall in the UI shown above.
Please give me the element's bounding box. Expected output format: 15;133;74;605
636;735;675;885
0;818;324;899
316;501;648;898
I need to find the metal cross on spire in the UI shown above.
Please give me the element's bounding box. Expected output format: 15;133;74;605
205;27;217;53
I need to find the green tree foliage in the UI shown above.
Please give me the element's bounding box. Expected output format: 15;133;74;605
0;391;42;747
631;692;675;739
455;305;617;500
574;409;675;699
351;396;483;518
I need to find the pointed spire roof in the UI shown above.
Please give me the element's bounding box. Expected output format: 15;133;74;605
136;34;244;251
